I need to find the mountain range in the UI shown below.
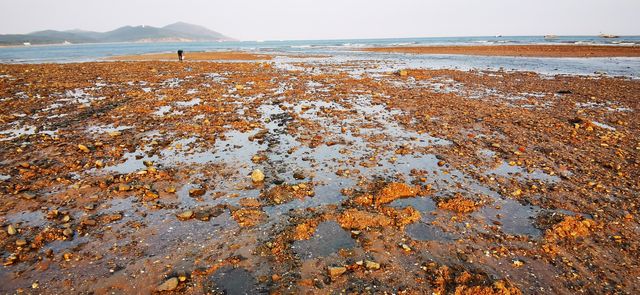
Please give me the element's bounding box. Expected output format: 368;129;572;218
0;22;234;46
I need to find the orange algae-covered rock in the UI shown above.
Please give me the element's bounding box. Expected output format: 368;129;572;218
337;207;421;230
379;206;422;228
292;220;320;240
374;182;418;206
454;280;522;295
437;194;478;213
545;216;595;241
337;209;392;230
232;208;266;227
261;183;314;205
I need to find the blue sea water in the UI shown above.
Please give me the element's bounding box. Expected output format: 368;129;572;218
0;36;639;77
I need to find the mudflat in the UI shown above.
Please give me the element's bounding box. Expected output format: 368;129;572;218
363;44;640;57
0;59;639;294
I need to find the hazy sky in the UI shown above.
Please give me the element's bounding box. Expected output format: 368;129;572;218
1;0;638;40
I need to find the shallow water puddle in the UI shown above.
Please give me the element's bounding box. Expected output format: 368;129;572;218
292;221;356;259
3;210;47;228
86;124;133;134
486;161;560;183
0;125;36;141
175;98;201;107
104;130;263;175
153;105;172;116
591;121;616;131
207;266;261;294
405;223;457;242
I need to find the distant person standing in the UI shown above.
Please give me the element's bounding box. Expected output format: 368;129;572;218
177;49;184;61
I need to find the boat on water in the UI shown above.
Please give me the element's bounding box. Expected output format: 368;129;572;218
599;34;619;38
23;42;31;46
544;35;558;39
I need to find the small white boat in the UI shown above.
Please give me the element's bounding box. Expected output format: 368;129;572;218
23;42;31;46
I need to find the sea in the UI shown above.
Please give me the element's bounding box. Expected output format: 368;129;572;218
1;36;639;77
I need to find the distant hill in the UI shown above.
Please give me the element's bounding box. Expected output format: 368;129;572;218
0;22;234;46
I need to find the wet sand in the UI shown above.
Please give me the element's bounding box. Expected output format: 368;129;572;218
107;51;273;61
0;58;639;294
363;44;640;57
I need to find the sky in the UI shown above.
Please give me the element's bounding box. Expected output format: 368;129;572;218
0;0;638;40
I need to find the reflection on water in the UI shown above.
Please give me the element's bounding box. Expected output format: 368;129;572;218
293;221;356;259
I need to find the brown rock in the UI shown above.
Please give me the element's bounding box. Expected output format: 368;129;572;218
189;188;206;197
118;184;131;192
374;182;418;206
15;239;27;246
157;277;179;291
177;210;194;220
251;169;265;183
365;260;381;270
7;224;17;235
327;266;347;277
78;144;90;153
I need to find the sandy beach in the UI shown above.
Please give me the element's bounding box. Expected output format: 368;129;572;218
0;53;639;294
363;44;640;57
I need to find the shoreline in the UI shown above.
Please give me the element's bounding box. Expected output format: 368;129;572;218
363;44;640;57
105;51;274;61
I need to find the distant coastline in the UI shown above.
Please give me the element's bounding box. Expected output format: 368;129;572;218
0;39;234;49
0;22;234;46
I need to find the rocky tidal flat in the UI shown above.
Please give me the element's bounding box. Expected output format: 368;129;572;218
0;56;639;294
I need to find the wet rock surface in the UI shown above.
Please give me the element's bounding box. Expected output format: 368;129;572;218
0;58;639;294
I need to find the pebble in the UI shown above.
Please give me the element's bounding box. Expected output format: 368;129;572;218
189;188;206;197
118;184;131;192
63;228;74;238
78;144;90;153
7;224;17;235
365;260;381;270
157;277;179;291
177;210;194;220
16;239;27;246
512;259;525;267
251;169;265;182
293;171;305;180
83;219;97;226
22;192;36;200
178;272;188;282
327;266;347;277
145;191;159;200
